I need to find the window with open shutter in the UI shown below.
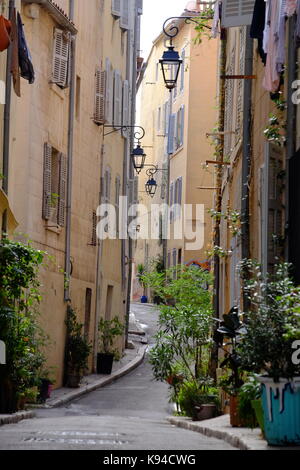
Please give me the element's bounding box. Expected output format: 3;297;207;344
105;59;113;124
120;0;130;30
58;153;67;227
222;0;256;28
43;143;52;220
122;80;129;137
52;29;70;88
113;70;122;129
112;0;121;17
168;114;176;154
94;68;106;125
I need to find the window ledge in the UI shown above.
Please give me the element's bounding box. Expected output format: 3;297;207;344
49;83;66;100
45;221;62;234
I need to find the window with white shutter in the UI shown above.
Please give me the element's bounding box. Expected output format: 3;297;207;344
105;59;113;125
113;70;122;129
112;0;121;17
94;68;106;125
120;0;130;30
122;80;129;137
167;114;176;154
222;0;256;28
43;144;67;227
52;29;70;88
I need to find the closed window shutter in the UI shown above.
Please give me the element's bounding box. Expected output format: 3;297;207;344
122;80;129;137
168;114;175;154
180;49;185;92
43;143;52;220
105;59;113;124
163;101;169;136
113;70;122;129
222;0;255;28
52;29;70;87
112;0;121;17
120;0;130;30
178;177;183;206
174;112;178;151
58;153;67;227
94;68;106;125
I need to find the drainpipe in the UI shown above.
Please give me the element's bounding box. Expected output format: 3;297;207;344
241;26;253;264
210;31;226;381
2;0;15;234
286;15;297;263
64;0;76;302
125;1;139;346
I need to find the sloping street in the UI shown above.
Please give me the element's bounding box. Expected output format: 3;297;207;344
0;304;234;450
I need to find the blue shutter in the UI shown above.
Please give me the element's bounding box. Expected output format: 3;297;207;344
180;105;185;147
167;114;176;154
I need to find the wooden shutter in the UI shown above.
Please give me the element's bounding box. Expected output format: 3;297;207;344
58;153;67;227
168;114;176;154
180;49;185;92
112;0;121;17
52;29;70;87
222;0;256;28
122;80;129;137
113;70;122;129
94;68;106;125
120;0;130;30
43;143;52;220
105;59;113;124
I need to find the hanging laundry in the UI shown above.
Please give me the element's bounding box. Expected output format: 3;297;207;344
10;8;20;97
0;15;11;52
263;0;271;54
285;0;297;16
276;0;287;73
250;0;267;64
211;0;221;38
262;0;281;92
17;12;34;84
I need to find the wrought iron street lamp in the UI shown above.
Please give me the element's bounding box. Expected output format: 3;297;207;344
160;15;212;91
145;177;157;198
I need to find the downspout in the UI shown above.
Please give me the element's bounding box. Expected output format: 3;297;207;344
2;0;15;234
125;1;139;346
64;0;76;302
241;26;253;264
210;30;226;381
286;15;297;263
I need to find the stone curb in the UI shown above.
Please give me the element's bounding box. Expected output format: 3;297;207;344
47;344;148;408
167;416;253;451
0;411;36;427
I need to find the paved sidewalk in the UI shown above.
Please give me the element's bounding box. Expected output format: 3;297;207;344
168;415;300;450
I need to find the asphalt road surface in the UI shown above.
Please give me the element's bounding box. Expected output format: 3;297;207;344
0;304;235;451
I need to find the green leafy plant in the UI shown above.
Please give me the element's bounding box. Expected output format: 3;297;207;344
98;316;124;356
237;377;261;428
193;8;214;45
263;113;286;146
177;378;220;419
65;306;92;377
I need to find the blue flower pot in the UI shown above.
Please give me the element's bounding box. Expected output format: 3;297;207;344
141;295;148;303
258;377;300;446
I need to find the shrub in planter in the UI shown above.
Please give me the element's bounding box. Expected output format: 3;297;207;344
237;378;261;429
237;261;300;445
65;306;92;388
97;317;124;375
177;379;220;421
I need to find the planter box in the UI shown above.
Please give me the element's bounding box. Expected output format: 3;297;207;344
97;353;114;375
194;404;216;421
258;376;300;446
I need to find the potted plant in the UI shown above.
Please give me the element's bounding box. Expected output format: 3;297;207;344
237;377;263;431
177;378;220;421
97;316;124;375
37;368;56;403
238;260;300;445
65;306;92;388
137;264;148;303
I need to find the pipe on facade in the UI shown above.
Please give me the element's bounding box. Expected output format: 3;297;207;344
64;0;76;302
241;27;253;263
210;31;226;380
2;0;15;208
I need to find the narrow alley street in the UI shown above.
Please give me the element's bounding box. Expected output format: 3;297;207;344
0;304;234;451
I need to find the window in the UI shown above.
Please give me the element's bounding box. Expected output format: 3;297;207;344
115;176;121;236
52;29;70;88
167;114;176;154
104;167;112;203
105;58;114;124
222;0;256;28
120;0;129;30
43;143;67;227
113;70;122;129
122;80;129;137
94;67;106;125
176;106;185;149
112;0;121;17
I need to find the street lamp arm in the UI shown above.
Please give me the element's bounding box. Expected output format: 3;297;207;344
163;15;212;40
104;125;145;140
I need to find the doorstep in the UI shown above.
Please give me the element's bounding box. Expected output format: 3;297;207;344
0;410;35;426
167;414;300;450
